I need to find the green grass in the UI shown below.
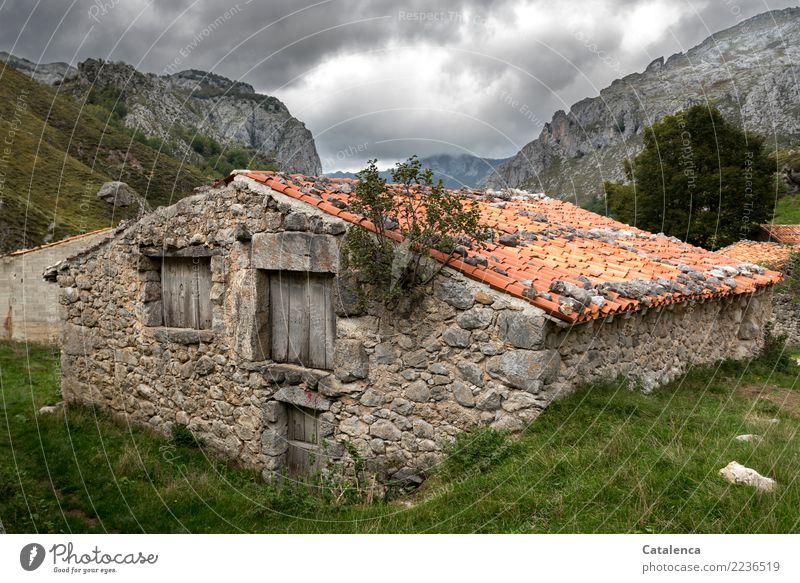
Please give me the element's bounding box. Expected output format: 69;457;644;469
765;148;800;224
772;194;800;224
1;340;799;533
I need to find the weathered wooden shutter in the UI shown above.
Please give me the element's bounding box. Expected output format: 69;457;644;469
286;405;321;478
162;258;212;329
269;271;334;369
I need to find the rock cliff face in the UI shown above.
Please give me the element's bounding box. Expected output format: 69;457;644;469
6;56;322;176
487;8;800;201
75;60;322;175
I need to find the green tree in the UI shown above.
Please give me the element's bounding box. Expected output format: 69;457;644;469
343;156;488;302
604;104;776;249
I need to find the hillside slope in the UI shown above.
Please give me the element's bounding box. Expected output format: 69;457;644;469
487;7;800;202
0;65;206;253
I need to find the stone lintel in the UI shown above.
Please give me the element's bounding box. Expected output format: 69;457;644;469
274;386;331;411
251;232;339;273
140;246;223;258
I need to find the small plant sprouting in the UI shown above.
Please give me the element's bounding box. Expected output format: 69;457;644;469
170;423;203;448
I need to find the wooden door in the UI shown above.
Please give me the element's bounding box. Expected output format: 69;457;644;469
286;406;320;478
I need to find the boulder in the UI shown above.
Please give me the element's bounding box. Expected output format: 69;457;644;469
475;389;501;411
457;361;484;387
339;416;368;437
96;181;140;207
274;386;331;411
333;272;364;317
360;389;385;407
261;428;289;456
719;461;776;492
318;375;362;397
501;391;542;412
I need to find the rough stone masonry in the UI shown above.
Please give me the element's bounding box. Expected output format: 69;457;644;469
53;174;773;485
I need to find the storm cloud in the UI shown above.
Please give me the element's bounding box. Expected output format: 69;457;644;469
1;0;796;171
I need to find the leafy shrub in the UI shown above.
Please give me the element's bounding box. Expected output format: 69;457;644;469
758;321;793;373
441;428;519;480
342;156;490;303
170;424;203;448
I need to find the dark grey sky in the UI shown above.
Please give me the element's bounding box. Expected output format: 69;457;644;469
1;0;796;171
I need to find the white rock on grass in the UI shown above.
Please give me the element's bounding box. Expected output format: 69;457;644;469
734;434;762;442
719;461;776;492
38;401;65;415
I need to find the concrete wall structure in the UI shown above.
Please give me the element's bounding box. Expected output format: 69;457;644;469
1;229;111;342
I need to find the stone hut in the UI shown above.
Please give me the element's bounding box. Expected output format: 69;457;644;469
718;240;798;345
53;171;780;484
1;228;112;343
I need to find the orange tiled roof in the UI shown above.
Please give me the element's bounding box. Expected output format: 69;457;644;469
717;240;794;269
760;224;800;244
232;171;781;323
3;228;114;257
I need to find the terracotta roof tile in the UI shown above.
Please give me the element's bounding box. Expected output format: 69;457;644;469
759;224;800;244
233;171;782;323
717;240;794;269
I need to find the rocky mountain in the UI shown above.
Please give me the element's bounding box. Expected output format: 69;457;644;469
327;153;508;188
0;52;77;84
4;56;322;176
487;7;800;202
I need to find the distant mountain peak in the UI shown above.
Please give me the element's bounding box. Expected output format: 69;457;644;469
488;7;800;200
326;153;509;188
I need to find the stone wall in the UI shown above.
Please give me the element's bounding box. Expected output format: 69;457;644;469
549;289;772;394
770;288;800;345
55;175;773;485
0;230;111;343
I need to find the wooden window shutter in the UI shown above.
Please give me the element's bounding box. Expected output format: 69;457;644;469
269;271;334;369
162;257;212;329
